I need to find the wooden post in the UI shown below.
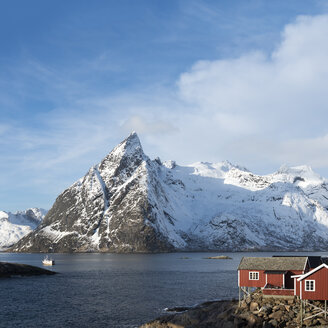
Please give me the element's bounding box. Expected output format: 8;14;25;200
239;287;241;307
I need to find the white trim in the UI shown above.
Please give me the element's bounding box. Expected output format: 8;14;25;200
298;263;328;281
249;271;259;280
266;273;267;285
238;270;240;287
294;277;296;296
303;257;309;272
305;279;315;292
300;280;302;300
283;272;285;289
291;274;302;278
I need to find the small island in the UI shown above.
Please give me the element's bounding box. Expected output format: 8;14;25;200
0;261;56;278
204;255;232;259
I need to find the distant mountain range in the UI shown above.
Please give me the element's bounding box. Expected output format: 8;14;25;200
10;132;328;253
0;208;47;250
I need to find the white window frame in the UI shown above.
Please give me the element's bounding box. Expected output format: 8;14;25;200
249;271;259;280
305;280;315;291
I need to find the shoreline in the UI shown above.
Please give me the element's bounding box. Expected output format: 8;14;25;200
140;290;328;327
2;250;328;254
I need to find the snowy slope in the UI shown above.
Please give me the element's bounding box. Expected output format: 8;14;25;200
0;208;47;250
12;133;328;252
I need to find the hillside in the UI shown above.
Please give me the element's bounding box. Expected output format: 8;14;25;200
0;208;47;250
12;133;328;252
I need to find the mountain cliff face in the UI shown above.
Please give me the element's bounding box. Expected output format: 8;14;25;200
12;133;328;252
0;208;47;250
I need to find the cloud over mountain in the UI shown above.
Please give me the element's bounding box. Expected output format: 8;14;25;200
2;13;328;211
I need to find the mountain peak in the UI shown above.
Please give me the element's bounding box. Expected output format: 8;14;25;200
110;132;143;158
274;164;324;186
123;131;141;147
10;134;328;253
98;132;145;175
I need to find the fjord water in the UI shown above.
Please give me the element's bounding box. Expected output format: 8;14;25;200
0;252;325;328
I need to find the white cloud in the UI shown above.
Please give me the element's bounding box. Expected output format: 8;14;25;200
280;135;328;168
121;115;178;135
168;14;328;171
6;14;328;176
3;13;328;211
0;124;10;136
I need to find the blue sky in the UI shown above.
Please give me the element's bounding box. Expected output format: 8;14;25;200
1;0;328;211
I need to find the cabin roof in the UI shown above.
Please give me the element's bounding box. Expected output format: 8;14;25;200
272;255;322;268
238;257;308;271
298;263;328;281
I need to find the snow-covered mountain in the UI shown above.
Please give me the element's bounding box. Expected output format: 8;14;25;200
0;208;47;250
11;133;328;252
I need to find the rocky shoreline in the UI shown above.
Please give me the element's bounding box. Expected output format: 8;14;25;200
0;261;56;278
141;290;328;327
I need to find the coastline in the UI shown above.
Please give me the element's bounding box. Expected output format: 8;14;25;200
140;290;328;327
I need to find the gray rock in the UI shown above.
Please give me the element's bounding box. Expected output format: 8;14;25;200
268;319;278;327
259;305;272;314
250;301;259;312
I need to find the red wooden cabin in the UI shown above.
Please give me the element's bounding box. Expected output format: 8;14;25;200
293;263;328;300
238;256;311;297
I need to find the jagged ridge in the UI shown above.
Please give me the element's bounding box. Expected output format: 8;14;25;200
11;133;328;252
0;208;47;250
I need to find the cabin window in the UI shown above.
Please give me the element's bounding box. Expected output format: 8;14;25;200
249;272;259;280
305;280;315;291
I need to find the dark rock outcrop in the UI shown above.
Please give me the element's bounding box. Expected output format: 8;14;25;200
0;262;56;278
12;133;176;253
141;300;240;328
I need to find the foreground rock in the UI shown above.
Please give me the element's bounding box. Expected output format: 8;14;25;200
0;262;56;278
141;290;328;327
141;300;237;328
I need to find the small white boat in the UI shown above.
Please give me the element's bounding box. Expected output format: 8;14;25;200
42;256;55;266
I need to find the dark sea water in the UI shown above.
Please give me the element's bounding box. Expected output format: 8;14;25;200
1;251;326;328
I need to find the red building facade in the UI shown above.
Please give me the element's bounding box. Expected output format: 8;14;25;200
238;256;315;297
294;264;328;300
238;256;328;299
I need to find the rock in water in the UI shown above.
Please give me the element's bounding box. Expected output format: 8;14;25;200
0;262;56;277
11;132;328;253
